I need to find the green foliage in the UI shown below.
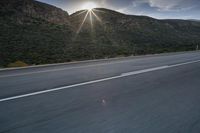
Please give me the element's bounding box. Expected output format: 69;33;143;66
0;2;200;68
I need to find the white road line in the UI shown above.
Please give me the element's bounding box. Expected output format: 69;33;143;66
121;66;169;76
0;75;121;102
0;60;200;102
170;60;200;67
0;60;138;78
122;59;200;76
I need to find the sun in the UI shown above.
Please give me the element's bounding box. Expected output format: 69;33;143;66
81;2;97;11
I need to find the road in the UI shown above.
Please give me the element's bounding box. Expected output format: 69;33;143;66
0;51;200;133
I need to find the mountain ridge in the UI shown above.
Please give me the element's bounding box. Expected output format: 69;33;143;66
0;0;70;24
0;0;200;67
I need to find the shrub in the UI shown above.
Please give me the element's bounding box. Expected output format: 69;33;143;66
7;61;28;68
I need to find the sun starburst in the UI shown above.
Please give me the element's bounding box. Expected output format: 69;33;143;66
75;7;103;35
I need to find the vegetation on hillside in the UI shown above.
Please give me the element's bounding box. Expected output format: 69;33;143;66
0;1;200;67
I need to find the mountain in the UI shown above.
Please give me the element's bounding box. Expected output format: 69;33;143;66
0;0;70;24
71;8;200;56
0;1;200;67
188;19;200;22
0;0;74;67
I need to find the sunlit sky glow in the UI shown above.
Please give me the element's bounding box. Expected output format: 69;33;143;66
81;2;97;10
37;0;200;19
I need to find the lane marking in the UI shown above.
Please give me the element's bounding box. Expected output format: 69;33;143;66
1;54;200;78
1;50;194;72
0;60;200;102
170;60;200;67
0;60;139;78
121;59;200;76
121;66;169;76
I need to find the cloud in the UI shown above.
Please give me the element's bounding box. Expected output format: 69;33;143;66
132;0;200;11
38;0;200;19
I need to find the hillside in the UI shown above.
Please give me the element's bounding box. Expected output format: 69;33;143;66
70;8;200;56
0;0;74;67
0;1;200;67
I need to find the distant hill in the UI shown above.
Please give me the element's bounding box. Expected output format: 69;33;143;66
188;19;200;22
0;0;200;67
0;0;70;24
71;8;200;56
0;0;74;67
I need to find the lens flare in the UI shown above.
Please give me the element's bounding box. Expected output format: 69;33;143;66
76;8;103;35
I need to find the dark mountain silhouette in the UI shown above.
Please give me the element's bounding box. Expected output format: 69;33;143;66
0;0;200;67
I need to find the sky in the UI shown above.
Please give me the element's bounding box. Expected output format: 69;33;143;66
37;0;200;19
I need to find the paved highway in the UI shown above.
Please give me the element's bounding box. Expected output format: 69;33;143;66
0;51;200;133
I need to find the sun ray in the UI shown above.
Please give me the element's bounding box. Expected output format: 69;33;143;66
89;11;94;30
73;7;116;55
91;10;102;23
91;10;117;49
76;11;89;34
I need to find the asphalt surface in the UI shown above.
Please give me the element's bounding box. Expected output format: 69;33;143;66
0;51;200;133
